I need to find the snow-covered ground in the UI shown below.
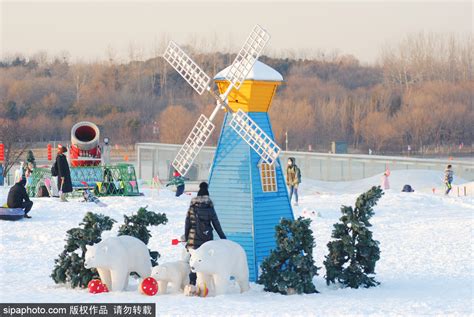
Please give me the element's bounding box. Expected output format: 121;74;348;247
0;170;472;316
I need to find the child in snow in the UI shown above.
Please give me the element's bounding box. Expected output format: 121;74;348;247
444;165;454;195
25;162;34;188
167;170;185;197
381;169;390;190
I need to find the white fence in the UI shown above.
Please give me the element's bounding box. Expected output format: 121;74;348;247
136;143;474;182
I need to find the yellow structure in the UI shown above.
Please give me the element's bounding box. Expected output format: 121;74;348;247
214;61;283;113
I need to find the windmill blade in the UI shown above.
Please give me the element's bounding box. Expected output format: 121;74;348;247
163;41;211;95
225;25;271;90
229;109;281;165
172;114;215;176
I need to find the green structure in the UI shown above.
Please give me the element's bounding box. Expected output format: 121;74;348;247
28;164;140;197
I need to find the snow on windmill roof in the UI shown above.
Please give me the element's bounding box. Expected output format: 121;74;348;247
214;61;283;82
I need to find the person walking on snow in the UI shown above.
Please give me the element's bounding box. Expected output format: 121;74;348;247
286;157;301;206
167;170;186;197
381;168;390;190
444;164;454;195
7;177;33;218
53;145;73;202
184;182;226;285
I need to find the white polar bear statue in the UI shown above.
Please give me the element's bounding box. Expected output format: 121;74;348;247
151;261;190;294
84;235;152;292
189;239;250;296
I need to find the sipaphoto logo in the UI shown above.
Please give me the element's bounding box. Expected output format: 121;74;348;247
3;305;47;316
2;304;67;316
1;303;155;317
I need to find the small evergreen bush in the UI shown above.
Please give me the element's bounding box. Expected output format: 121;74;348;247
51;212;115;288
324;186;383;288
258;217;319;295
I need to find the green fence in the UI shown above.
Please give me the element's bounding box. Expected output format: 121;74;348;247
28;164;140;197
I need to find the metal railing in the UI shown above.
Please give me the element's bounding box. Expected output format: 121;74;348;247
136;143;474;182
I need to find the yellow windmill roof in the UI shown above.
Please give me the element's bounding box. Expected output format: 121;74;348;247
214;61;283;82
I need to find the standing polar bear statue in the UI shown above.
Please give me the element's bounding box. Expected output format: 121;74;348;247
189;239;250;296
84;236;152;291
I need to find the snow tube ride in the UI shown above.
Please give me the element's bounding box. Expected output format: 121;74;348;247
70;121;101;167
0;207;25;221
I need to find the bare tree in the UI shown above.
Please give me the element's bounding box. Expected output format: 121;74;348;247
70;63;89;106
0;118;31;179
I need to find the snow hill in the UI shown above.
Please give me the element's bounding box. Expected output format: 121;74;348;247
0;170;472;316
300;169;469;195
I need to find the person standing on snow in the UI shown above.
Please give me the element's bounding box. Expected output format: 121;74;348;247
53;145;73;201
381;169;390;190
14;162;25;183
184;182;226;285
444;164;454;195
286;157;301;206
101;137;111;165
166;170;186;197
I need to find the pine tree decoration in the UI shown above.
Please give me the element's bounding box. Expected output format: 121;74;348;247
258;217;319;295
324;186;383;289
26;150;36;168
118;206;168;267
51;212;115;288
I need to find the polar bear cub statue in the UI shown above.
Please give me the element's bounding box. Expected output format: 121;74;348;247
189;239;250;296
84;235;152;292
151;261;190;294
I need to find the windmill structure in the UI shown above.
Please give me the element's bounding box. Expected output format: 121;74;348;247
164;25;293;281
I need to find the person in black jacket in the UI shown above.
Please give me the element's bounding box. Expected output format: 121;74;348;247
184;182;226;285
7;177;33;218
53;145;73;201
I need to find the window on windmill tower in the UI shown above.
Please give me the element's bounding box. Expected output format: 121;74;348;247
260;162;277;192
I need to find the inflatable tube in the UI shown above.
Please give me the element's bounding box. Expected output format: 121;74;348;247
0;207;25;221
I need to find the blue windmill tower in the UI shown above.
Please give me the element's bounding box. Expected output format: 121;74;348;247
164;25;294;282
209;61;293;281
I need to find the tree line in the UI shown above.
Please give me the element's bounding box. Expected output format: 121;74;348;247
1;32;472;155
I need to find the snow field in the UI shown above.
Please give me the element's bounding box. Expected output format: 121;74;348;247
0;170;472;316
